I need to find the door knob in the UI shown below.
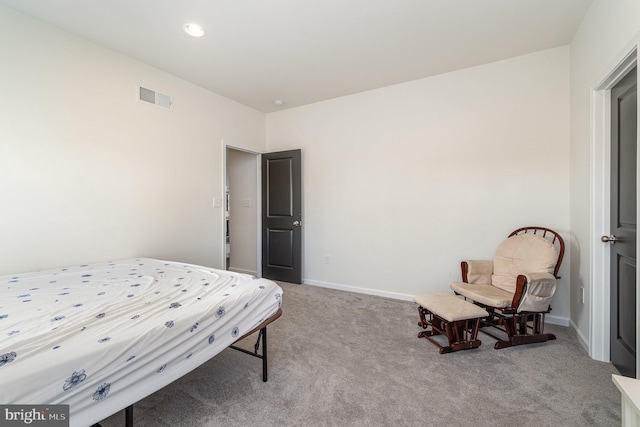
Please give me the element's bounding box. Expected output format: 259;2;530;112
293;220;302;227
601;235;618;244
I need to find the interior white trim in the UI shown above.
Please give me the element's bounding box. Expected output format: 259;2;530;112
590;40;639;364
590;84;613;362
221;140;228;270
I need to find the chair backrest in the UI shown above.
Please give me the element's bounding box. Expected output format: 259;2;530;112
491;227;564;294
508;227;565;278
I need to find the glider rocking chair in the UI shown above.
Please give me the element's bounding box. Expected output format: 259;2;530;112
450;226;565;349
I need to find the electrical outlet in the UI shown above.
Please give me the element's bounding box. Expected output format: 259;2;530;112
324;255;331;264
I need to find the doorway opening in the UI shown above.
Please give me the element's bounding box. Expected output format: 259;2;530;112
225;146;261;276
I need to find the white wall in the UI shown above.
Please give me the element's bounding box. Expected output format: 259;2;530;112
266;47;571;322
569;1;640;348
0;5;265;275
1;2;590;329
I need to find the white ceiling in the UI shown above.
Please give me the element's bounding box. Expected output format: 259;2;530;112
1;0;593;113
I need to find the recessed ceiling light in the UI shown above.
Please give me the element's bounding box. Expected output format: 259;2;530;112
273;99;285;106
184;23;205;37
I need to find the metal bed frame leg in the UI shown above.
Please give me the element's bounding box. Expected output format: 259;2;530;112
230;326;269;382
125;405;133;427
261;326;268;382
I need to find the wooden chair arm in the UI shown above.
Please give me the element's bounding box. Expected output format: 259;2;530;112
461;261;469;282
511;275;528;308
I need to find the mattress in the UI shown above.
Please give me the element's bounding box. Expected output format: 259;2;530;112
0;258;283;427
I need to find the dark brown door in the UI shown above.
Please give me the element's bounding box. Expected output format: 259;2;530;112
262;149;302;283
610;66;637;378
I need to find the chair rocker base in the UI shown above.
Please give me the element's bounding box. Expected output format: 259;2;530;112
493;332;556;349
418;330;482;354
476;309;555;350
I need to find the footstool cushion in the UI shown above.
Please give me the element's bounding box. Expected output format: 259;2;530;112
414;293;489;322
414;293;489;353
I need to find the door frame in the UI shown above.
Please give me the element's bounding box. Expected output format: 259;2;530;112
223;142;263;277
591;42;639;366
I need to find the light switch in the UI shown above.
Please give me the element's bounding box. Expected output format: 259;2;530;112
213;197;222;208
242;199;252;207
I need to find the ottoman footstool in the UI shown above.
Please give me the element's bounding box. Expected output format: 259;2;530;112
413;293;489;354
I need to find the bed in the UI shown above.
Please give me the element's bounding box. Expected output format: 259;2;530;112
0;258;283;427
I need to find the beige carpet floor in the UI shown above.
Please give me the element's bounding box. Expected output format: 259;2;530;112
99;282;621;427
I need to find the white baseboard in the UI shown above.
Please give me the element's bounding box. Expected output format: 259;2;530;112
303;278;571;327
546;314;570;327
570;318;590;353
229;267;257;276
303;279;415;302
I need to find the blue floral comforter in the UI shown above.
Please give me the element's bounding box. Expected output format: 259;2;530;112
0;258;283;426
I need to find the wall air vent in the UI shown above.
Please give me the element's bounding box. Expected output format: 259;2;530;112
137;85;172;111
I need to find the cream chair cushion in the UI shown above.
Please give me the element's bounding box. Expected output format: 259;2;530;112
491;234;558;294
450;282;513;308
